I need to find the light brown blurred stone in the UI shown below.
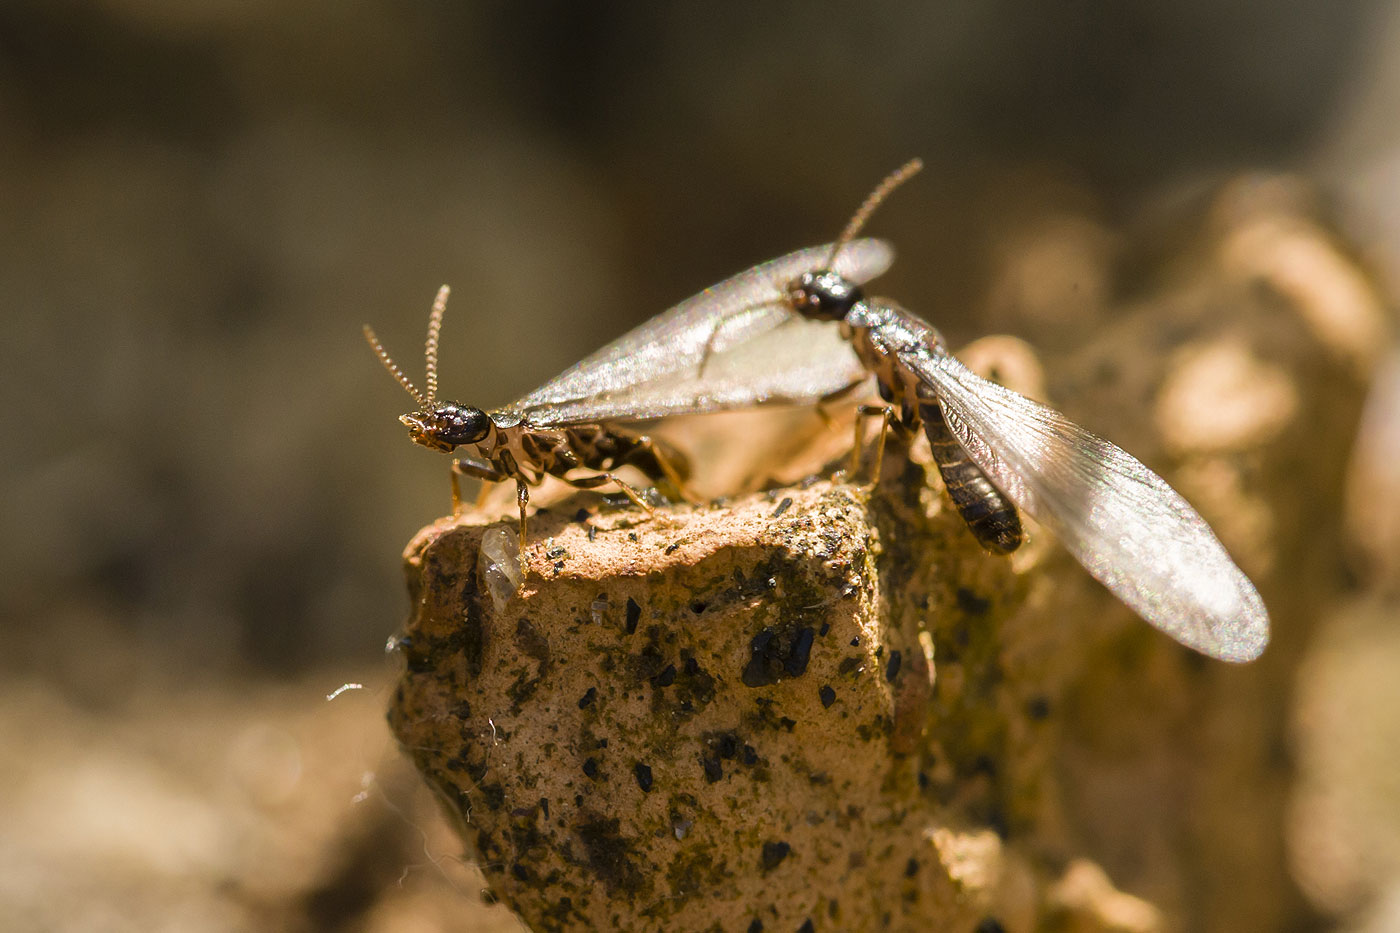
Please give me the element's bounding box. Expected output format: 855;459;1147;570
0;666;518;933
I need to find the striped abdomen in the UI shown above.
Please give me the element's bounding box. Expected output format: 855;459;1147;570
919;398;1023;555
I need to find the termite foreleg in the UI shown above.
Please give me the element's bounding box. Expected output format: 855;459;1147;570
452;458;507;517
474;482;494;510
516;480;530;561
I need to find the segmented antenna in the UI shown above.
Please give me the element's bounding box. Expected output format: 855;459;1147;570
423;285;449;405
364;324;426;407
363;285;453;408
826;158;924;269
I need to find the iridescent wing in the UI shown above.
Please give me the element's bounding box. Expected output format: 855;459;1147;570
518;315;870;424
894;336;1269;662
508;240;892;425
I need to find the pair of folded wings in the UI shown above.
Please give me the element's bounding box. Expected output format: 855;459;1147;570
504;240;889;425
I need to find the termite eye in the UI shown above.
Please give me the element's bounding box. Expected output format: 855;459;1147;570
435;404;492;445
790;270;861;321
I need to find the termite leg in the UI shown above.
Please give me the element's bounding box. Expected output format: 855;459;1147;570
566;472;656;514
516;480;530;561
572;426;697;506
851;404;897;482
634;435;699;505
696;320;724;378
452;458;507;515
695;307;768;378
815;379;869;429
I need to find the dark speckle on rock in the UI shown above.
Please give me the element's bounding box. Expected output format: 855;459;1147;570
785;627;814;677
885;650;902;683
743;626;816;687
820;685;836;708
742;631;779;687
747;919;763;933
634;762;653;792
653;663;676;687
625;597;641;634
575;817;641;895
578;686;598;709
772;496;793;517
760;840;791;872
956;586;991;615
582;757;600;779
702;756;723;783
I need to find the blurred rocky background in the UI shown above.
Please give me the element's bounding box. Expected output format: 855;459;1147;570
3;2;1399;931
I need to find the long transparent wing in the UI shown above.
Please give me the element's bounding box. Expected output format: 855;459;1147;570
520;317;869;423
900;340;1269;662
508;239;892;424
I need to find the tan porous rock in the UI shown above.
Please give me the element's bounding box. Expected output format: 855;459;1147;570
387;452;1043;931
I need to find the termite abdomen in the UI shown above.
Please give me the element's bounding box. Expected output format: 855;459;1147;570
919;399;1023;555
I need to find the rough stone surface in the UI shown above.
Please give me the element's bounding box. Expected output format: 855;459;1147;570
386;177;1384;932
389;463;1020;931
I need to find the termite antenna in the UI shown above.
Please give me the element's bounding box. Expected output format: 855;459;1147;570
364;323;427;408
826;158;924;269
423;285;450;405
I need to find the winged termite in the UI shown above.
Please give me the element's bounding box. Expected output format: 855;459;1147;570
364;240;892;562
775;159;1270;662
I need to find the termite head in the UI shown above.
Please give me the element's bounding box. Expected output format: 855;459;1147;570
399;404;492;452
788;270;862;322
364;285;493;453
789;157;924;323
